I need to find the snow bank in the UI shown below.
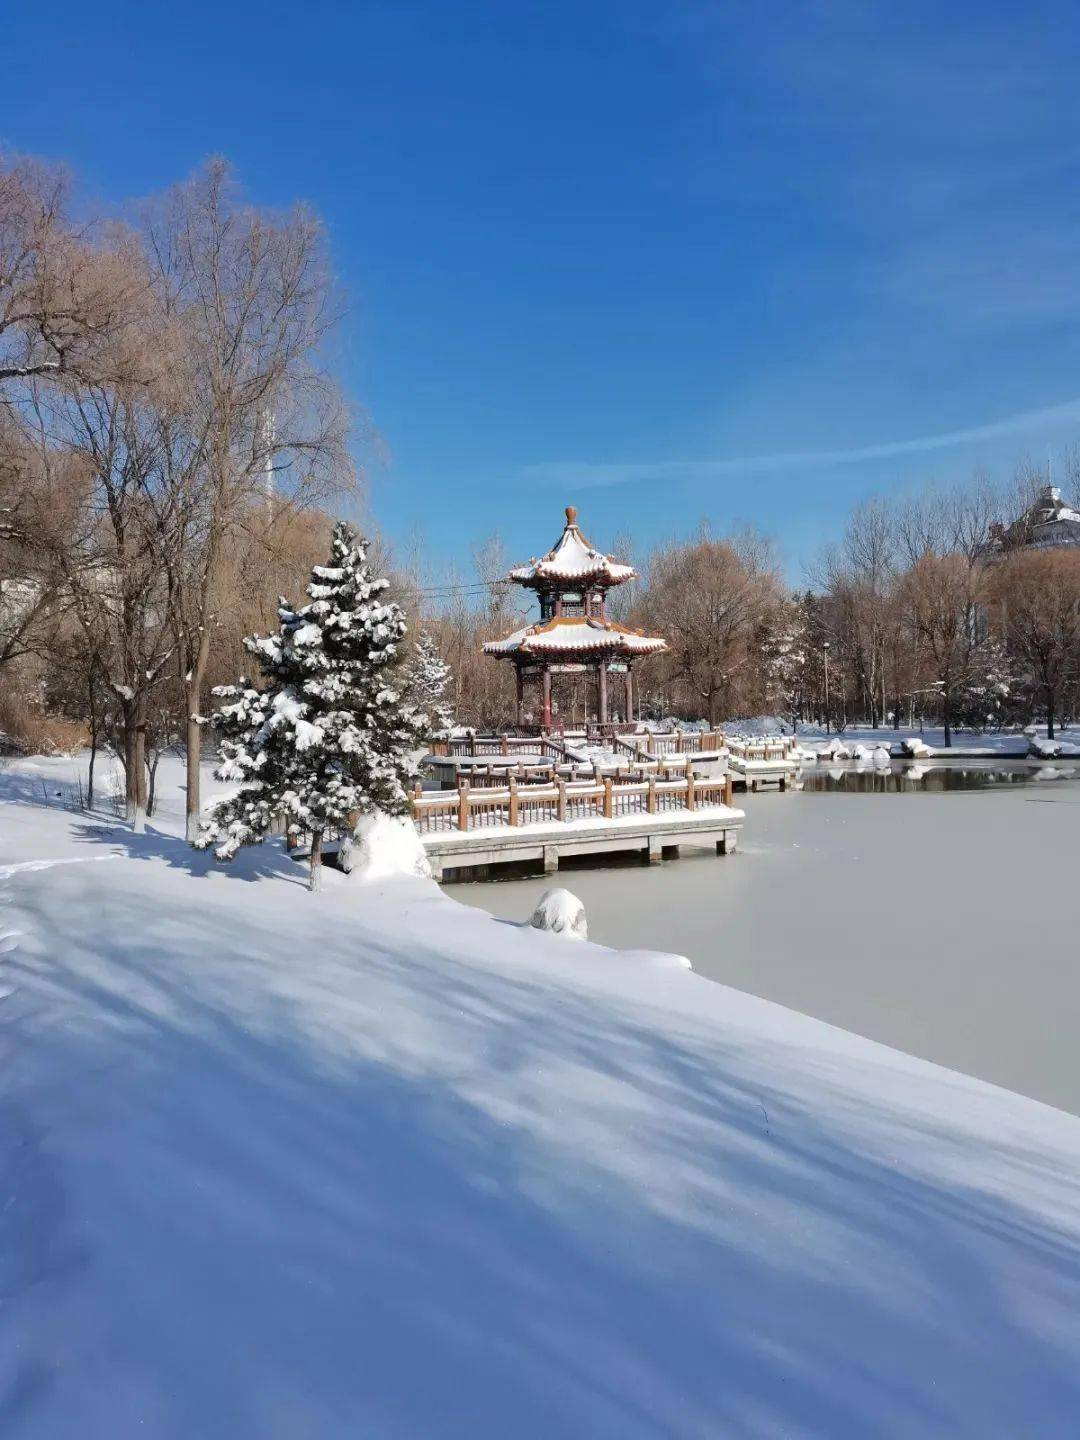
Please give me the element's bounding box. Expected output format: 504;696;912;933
3;753;1080;1437
339;809;432;882
720;714;791;735
529;887;588;940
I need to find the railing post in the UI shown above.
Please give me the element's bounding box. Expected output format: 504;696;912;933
686;776;696;811
647;777;656;814
458;782;470;832
603;777;613;819
501;735;509;756
724;774;733;807
508;775;519;826
556;778;567;823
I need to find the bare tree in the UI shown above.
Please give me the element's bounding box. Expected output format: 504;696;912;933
142;160;353;839
639;527;783;725
899;551;988;746
819;498;897;726
0;155;144;390
993;550;1080;739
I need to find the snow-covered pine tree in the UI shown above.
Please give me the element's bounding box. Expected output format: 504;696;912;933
403;629;453;744
197;522;427;891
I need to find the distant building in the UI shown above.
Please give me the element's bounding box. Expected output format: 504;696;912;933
982;485;1080;556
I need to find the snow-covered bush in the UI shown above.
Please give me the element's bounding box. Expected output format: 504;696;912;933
530;888;588;941
197;523;427;891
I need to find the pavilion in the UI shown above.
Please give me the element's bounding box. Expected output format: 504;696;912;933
483;506;667;729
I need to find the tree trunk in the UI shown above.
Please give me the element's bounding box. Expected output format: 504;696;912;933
185;702;202;842
309;830;323;893
184;623;213;842
132;702;148;833
147;751;160;818
124;704;138;823
1047;686;1056;741
943;697;952;748
87;686;98;810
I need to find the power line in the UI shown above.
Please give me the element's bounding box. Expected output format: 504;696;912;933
415;579;507;596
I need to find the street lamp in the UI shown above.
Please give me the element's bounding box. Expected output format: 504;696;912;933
823;642;831;734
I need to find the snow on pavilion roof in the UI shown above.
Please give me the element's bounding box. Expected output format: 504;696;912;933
508;506;637;588
484;616;667;659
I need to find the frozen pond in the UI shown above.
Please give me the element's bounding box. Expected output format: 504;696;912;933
446;769;1080;1115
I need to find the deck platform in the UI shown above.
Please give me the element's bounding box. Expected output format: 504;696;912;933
422;805;744;881
729;757;799;791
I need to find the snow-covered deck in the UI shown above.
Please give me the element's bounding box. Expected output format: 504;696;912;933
413;773;743;879
420;802;745;880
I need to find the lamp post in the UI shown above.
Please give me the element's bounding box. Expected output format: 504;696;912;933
823;642;831;734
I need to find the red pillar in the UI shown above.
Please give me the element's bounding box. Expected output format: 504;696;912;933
625;667;634;724
515;667;524;728
541;668;553;731
598;663;609;726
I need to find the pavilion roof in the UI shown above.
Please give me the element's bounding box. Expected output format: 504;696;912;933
483;616;667;659
508;506;636;588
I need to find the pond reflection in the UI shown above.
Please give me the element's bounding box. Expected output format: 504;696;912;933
796;762;1079;792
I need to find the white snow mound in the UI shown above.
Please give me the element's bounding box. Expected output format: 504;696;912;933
530;887;588;941
340;810;432;882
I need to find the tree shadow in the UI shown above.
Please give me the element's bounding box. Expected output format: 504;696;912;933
67;820;309;887
2;871;1078;1436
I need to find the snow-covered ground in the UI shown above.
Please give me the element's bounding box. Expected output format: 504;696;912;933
2;753;1080;1436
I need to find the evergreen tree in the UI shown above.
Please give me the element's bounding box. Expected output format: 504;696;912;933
403;629;453;743
197;522;426;890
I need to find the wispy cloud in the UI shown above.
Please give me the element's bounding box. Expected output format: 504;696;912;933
520;397;1080;491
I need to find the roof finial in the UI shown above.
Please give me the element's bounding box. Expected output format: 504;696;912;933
565;504;578;526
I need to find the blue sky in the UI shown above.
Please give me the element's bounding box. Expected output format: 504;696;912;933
6;1;1080;580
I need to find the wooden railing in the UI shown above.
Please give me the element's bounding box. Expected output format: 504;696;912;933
411;773;735;835
728;736;796;762
439;730;724;762
637;730;724;756
442;733;572;763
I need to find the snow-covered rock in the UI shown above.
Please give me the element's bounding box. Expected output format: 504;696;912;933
817;740;852;761
340;810;432;882
902;737;933;758
872;746;892;768
529;887;588;941
1030;738;1061;759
